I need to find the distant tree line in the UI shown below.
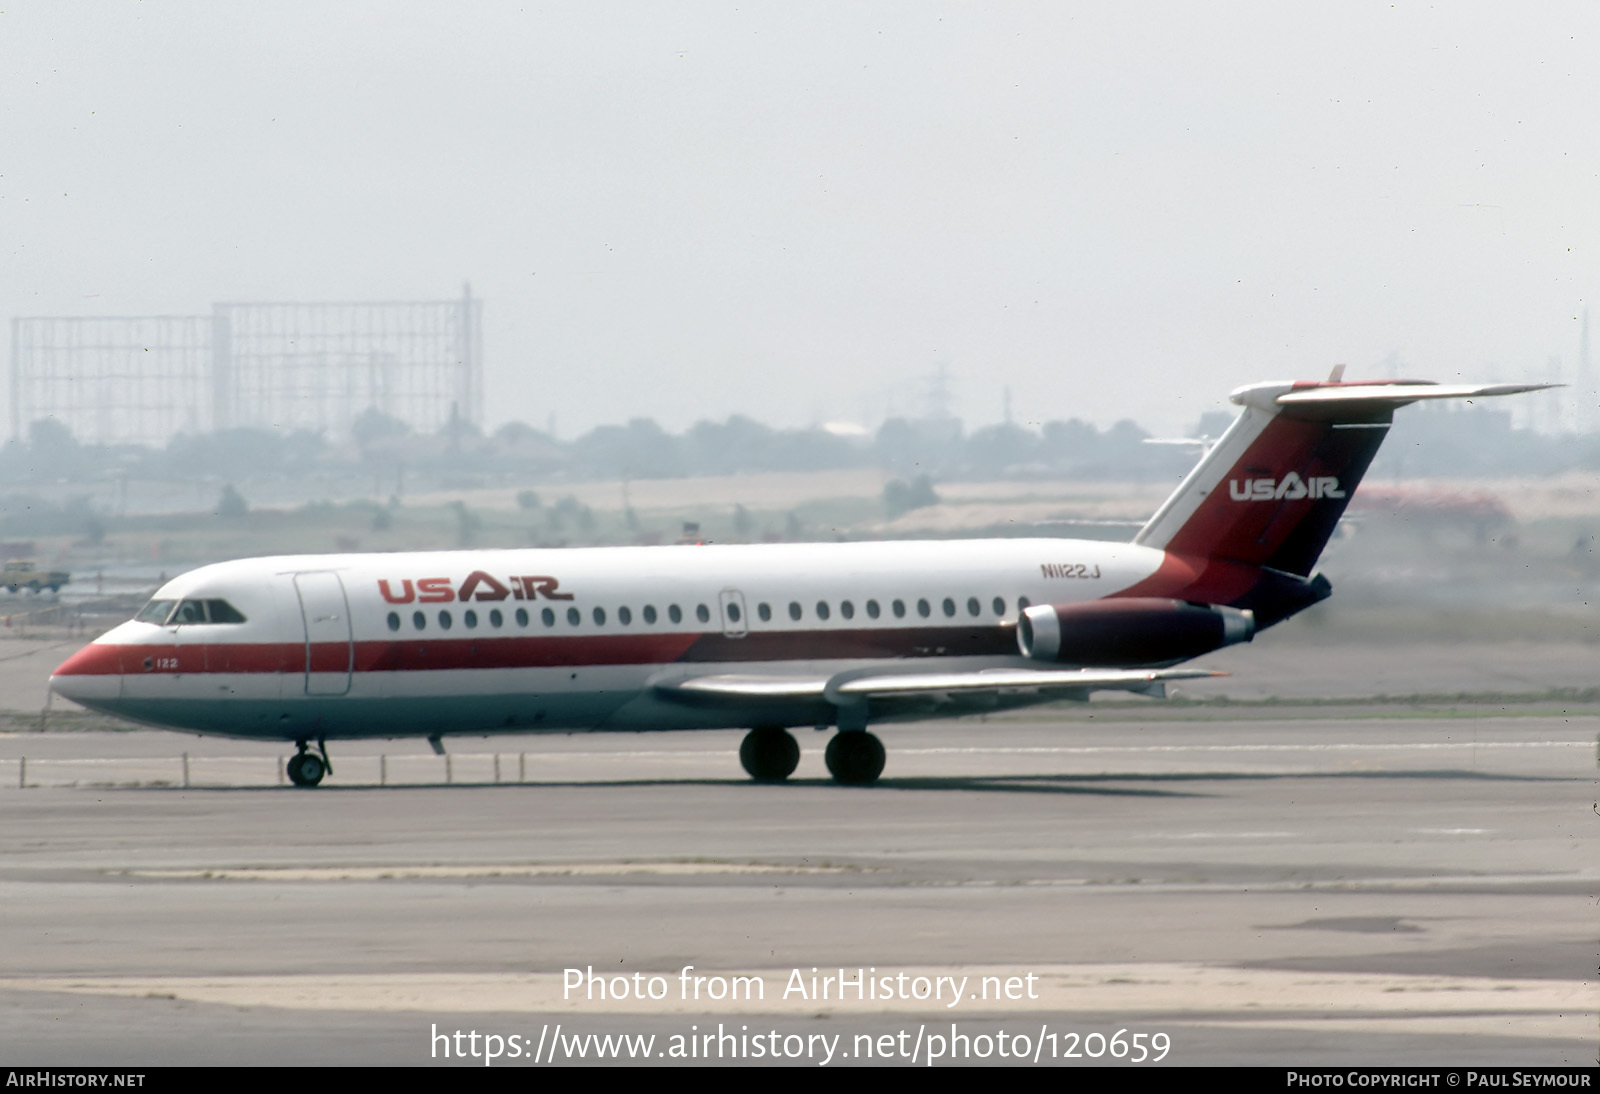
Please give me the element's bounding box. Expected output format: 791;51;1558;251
3;401;1597;493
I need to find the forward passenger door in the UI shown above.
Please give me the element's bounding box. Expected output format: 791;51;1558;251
294;572;353;696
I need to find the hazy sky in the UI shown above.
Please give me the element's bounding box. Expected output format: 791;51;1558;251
4;2;1598;438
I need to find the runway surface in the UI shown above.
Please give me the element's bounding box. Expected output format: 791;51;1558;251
1;709;1594;1067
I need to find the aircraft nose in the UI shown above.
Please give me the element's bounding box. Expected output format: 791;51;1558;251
49;643;125;705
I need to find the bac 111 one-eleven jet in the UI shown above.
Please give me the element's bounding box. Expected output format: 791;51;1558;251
49;375;1550;786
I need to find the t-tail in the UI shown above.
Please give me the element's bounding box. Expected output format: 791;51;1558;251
1122;375;1554;628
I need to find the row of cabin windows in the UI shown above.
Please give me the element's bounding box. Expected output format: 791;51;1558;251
389;604;708;632
386;595;1031;633
780;596;1022;622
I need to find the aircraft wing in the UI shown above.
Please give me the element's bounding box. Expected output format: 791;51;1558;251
658;674;832;700
656;666;1221;705
830;666;1221;696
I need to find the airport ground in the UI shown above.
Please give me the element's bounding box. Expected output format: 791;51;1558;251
0;471;1594;1067
0;634;1594;1067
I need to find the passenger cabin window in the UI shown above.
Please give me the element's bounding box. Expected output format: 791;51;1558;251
618;606;632;625
668;605;683;624
757;603;771;622
840;600;854;620
696;604;711;623
866;600;880;619
643;605;658;624
387;612;401;632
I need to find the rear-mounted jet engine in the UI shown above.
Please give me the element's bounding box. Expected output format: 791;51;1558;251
1017;597;1255;667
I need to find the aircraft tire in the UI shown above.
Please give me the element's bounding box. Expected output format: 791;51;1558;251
825;731;885;786
739;727;800;782
286;752;325;788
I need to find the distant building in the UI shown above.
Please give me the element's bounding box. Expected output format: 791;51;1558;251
8;286;482;447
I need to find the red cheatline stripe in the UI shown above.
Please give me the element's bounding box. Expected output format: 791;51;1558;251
51;643;127;676
53;625;1018;676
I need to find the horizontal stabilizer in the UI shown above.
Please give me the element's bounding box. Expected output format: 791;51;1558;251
1268;381;1558;411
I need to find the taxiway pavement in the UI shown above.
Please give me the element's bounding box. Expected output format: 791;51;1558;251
0;708;1593;1067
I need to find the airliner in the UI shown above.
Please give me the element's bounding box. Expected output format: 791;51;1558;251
48;375;1549;787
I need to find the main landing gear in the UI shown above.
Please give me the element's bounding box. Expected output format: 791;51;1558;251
739;727;800;782
737;727;886;786
825;731;885;786
286;740;332;788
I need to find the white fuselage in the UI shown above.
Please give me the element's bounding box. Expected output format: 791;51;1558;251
50;538;1165;742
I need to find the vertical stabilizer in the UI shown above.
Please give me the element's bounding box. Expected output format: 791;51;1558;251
1134;379;1554;576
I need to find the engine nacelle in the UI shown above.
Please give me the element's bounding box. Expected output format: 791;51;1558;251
1017;597;1255;666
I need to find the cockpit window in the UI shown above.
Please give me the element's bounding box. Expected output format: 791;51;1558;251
205;599;247;624
169;600;208;625
135;599;176;624
134;598;247;625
